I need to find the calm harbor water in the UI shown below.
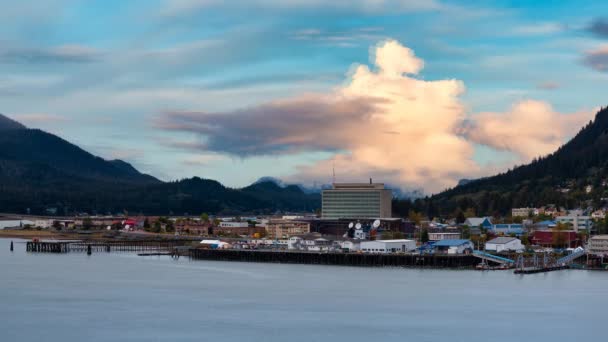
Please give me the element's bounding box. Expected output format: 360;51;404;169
1;238;605;342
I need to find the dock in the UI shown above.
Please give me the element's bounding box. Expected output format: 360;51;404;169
189;249;479;268
26;240;193;254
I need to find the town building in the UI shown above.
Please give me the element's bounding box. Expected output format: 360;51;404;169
464;217;492;229
485;237;524;253
321;181;392;219
512;207;532;217
428;231;461;241
587;235;608;256
530;230;579;248
199;239;230;249
591;210;606;220
219;221;249;228
306;218;414;238
532;220;556;231
265;220;310;239
287;234;334;252
338;240;361;252
432;239;474;254
490;224;525;236
555;215;593;232
0;218;34;229
360;239;416;253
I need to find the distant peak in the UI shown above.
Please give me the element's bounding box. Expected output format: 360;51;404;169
0;113;26;130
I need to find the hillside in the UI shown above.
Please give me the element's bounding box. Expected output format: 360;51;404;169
424;106;608;217
0;114;320;215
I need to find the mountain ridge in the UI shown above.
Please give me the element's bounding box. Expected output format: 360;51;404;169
422;106;608;217
0;114;320;215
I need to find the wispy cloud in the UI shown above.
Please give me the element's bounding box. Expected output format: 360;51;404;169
11;113;67;125
537;81;560;90
511;22;565;36
582;46;608;72
290;27;385;47
0;44;100;64
587;17;608;38
159;0;444;18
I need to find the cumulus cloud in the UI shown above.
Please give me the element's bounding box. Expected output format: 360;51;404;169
464;100;593;161
158;39;590;193
159;39;477;192
582;46;608;72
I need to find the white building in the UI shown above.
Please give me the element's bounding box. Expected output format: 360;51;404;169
588;235;608;256
556;215;593;232
512;208;532;217
591;210;606;220
433;239;474;255
428;232;461;241
322;182;392;219
199;239;230;249
34;219;54;229
219;221;249;228
0;219;34;229
360;239;416;253
338;240;360;252
485;237;524;253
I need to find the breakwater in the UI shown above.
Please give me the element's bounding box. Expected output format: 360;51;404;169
189;249;479;268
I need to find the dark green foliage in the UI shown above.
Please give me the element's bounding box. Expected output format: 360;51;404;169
0;117;321;215
420;228;429;243
422;106;608;216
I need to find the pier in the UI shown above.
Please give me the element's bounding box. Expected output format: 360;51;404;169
26;240;193;254
189;249;479;268
513;248;586;274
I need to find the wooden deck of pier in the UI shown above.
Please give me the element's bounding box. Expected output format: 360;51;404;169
189;249;479;268
26;240;193;254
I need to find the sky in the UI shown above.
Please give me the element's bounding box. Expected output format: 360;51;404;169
2;0;608;194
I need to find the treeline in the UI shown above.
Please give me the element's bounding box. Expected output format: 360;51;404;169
402;106;608;218
0;178;320;216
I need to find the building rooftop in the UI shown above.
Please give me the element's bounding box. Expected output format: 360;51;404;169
487;237;518;244
329;183;387;190
374;239;415;243
433;239;471;247
464;217;492;227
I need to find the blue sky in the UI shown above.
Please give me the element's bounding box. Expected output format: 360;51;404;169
2;0;608;193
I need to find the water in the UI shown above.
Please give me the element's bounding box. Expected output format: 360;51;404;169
1;238;605;341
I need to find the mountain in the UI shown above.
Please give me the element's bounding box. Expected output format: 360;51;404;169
0;114;320;215
0;128;159;185
424;106;608;217
0;113;26;130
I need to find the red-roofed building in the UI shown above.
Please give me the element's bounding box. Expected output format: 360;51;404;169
531;230;579;248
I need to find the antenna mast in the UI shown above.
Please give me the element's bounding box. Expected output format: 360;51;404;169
332;161;336;184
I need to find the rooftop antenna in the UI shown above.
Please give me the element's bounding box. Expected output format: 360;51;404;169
332;162;336;184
